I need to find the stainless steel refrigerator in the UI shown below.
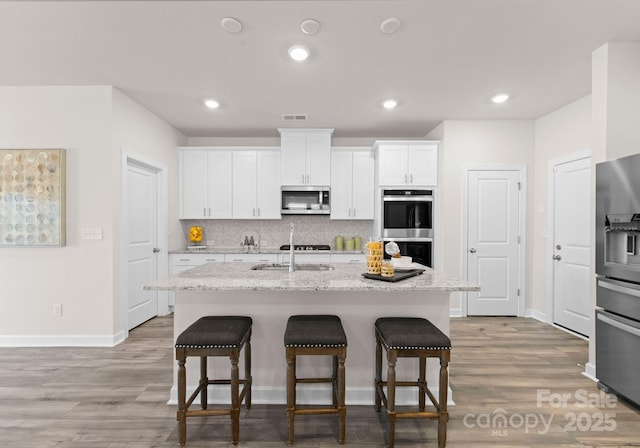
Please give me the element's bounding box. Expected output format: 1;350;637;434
596;153;640;408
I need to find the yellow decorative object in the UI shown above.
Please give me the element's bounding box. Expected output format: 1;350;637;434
189;226;203;243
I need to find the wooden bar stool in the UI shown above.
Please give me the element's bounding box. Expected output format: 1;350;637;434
175;316;252;447
374;317;451;448
284;314;347;445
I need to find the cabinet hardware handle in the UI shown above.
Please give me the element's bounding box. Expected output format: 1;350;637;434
301;174;305;184
152;247;160;253
203;207;206;216
404;174;408;183
353;208;356;217
410;174;413;183
257;208;260;217
179;258;189;261
469;248;476;253
552;255;562;261
253;208;256;216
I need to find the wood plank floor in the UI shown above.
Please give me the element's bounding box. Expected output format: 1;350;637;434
1;315;639;447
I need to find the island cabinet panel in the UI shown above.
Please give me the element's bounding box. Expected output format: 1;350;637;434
280;128;333;186
172;289;451;406
179;149;232;219
330;148;374;220
375;141;438;187
146;262;478;406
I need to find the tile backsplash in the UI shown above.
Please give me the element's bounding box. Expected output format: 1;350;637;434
180;216;374;250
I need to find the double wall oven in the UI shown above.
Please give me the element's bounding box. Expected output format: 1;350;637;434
381;189;433;267
596;154;640;407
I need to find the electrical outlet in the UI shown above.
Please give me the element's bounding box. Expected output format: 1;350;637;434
53;303;62;317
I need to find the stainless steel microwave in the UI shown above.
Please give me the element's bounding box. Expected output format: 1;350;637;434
281;186;330;215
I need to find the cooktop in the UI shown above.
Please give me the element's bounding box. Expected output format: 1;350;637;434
279;244;331;251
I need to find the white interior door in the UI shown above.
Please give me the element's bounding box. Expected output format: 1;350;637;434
467;170;521;316
127;162;159;330
551;156;591;336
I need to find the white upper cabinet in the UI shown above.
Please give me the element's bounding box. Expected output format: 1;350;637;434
179;149;232;219
330;149;374;220
232;150;281;219
374;141;438;187
280;128;333;185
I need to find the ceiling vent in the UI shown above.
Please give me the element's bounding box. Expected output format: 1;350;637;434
282;114;308;121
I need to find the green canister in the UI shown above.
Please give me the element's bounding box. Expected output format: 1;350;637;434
354;236;362;250
335;236;344;250
345;238;355;251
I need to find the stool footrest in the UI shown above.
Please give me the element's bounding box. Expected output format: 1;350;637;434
296;377;334;383
186;408;234;418
290;407;341;415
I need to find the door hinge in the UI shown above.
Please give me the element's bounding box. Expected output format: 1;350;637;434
517;181;522;190
517;288;521;296
518;235;521;244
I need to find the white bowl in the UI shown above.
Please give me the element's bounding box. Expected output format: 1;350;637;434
391;256;412;267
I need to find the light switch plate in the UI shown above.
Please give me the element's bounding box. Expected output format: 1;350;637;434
81;228;103;240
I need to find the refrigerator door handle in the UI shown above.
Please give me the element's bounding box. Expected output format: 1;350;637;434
598;311;640;337
598;278;640;298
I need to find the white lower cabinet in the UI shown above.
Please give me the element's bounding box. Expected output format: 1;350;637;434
281;252;332;264
169;254;225;306
331;253;366;263
225;253;279;263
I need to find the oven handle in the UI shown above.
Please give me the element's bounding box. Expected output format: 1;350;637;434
382;237;433;242
382;196;433;202
598;278;640;298
597;311;640;337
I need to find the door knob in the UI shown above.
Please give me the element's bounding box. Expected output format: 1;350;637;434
469;248;476;253
552;254;561;260
556;244;562;250
153;247;160;253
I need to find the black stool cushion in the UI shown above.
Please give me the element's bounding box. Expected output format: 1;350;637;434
284;315;347;348
176;316;252;349
376;317;451;350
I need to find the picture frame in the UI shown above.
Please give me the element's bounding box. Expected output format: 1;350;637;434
0;148;66;247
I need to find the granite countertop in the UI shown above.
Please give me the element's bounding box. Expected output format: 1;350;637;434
170;248;365;255
144;261;479;292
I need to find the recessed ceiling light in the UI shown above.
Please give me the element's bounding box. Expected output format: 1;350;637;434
382;99;398;109
204;99;220;109
491;93;510;104
301;19;320;35
380;18;401;34
221;17;242;33
288;45;310;62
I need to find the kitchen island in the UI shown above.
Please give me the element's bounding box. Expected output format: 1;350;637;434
145;262;478;405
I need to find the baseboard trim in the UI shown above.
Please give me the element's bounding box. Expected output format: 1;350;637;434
167;385;455;406
583;362;597;382
0;331;126;347
525;308;548;322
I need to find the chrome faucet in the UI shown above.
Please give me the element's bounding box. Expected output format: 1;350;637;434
289;223;295;272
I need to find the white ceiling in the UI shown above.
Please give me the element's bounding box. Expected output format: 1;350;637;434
2;0;640;139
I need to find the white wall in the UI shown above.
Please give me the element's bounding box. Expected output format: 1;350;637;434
589;42;640;375
0;86;185;346
111;88;186;335
531;95;592;318
427;120;535;313
0;86;115;343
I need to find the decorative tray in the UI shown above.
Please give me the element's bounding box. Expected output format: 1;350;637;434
362;269;425;282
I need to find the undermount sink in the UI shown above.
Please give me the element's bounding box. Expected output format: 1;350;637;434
251;263;335;271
